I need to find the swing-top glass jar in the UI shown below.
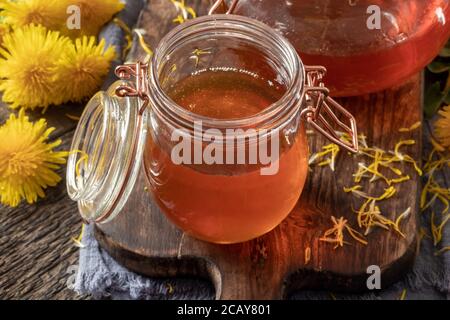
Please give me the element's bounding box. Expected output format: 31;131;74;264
66;14;358;244
215;0;450;96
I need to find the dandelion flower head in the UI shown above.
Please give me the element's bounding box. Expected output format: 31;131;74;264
0;24;71;110
0;109;68;207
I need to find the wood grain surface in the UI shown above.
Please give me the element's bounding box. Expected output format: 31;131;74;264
0;104;87;299
95;0;423;299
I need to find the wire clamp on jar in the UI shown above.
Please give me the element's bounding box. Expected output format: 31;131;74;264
114;62;150;115
209;0;239;15
301;66;359;153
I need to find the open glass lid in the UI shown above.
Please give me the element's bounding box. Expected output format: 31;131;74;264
66;80;148;224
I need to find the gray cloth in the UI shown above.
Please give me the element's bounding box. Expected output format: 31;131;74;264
75;224;214;299
74;0;450;300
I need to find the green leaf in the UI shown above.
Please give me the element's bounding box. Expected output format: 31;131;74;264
424;82;447;119
439;48;450;57
439;41;450;57
427;61;450;73
444;90;450;105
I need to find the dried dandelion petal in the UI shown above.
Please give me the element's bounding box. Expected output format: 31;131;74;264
421;150;450;213
434;105;450;151
430;137;446;152
431;212;450;246
398;121;421;133
319;216;367;249
65;113;81;121
171;0;197;24
166;283;175;295
309;143;340;171
344;224;368;245
343;185;362;193
304;247;311;264
399;289;407;300
320;131;428;243
389;175;410;184
435;246;450;256
343;137;422;238
320;216;345;249
75;152;88;178
353;137;421;187
71;223;85;248
421;176;433;209
345;185;396;201
0;24;71;110
134;29;154;57
173;15;185;24
391;139;422;176
190;48;212;67
350;193;406;237
392;207;411;238
0;109;68;207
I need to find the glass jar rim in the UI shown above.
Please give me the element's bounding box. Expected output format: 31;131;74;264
148;14;305;131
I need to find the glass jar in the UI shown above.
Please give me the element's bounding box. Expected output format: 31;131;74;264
66;15;358;244
214;0;450;96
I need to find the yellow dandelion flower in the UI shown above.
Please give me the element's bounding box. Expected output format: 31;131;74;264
0;24;71;110
434;105;450;151
0;21;10;41
60;0;124;37
54;36;116;102
0;0;66;30
0;109;68;207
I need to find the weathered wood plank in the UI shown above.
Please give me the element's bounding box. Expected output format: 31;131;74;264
0;129;86;299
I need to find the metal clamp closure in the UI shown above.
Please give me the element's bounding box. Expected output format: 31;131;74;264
114;62;150;115
301;66;359;153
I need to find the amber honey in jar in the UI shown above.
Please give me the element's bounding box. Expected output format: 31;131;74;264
145;72;308;243
66;15;358;244
228;0;450;96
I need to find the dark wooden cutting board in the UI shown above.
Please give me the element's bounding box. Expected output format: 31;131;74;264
95;0;422;299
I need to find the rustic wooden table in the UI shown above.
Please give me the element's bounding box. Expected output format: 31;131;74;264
0;103;89;299
0;0;447;299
